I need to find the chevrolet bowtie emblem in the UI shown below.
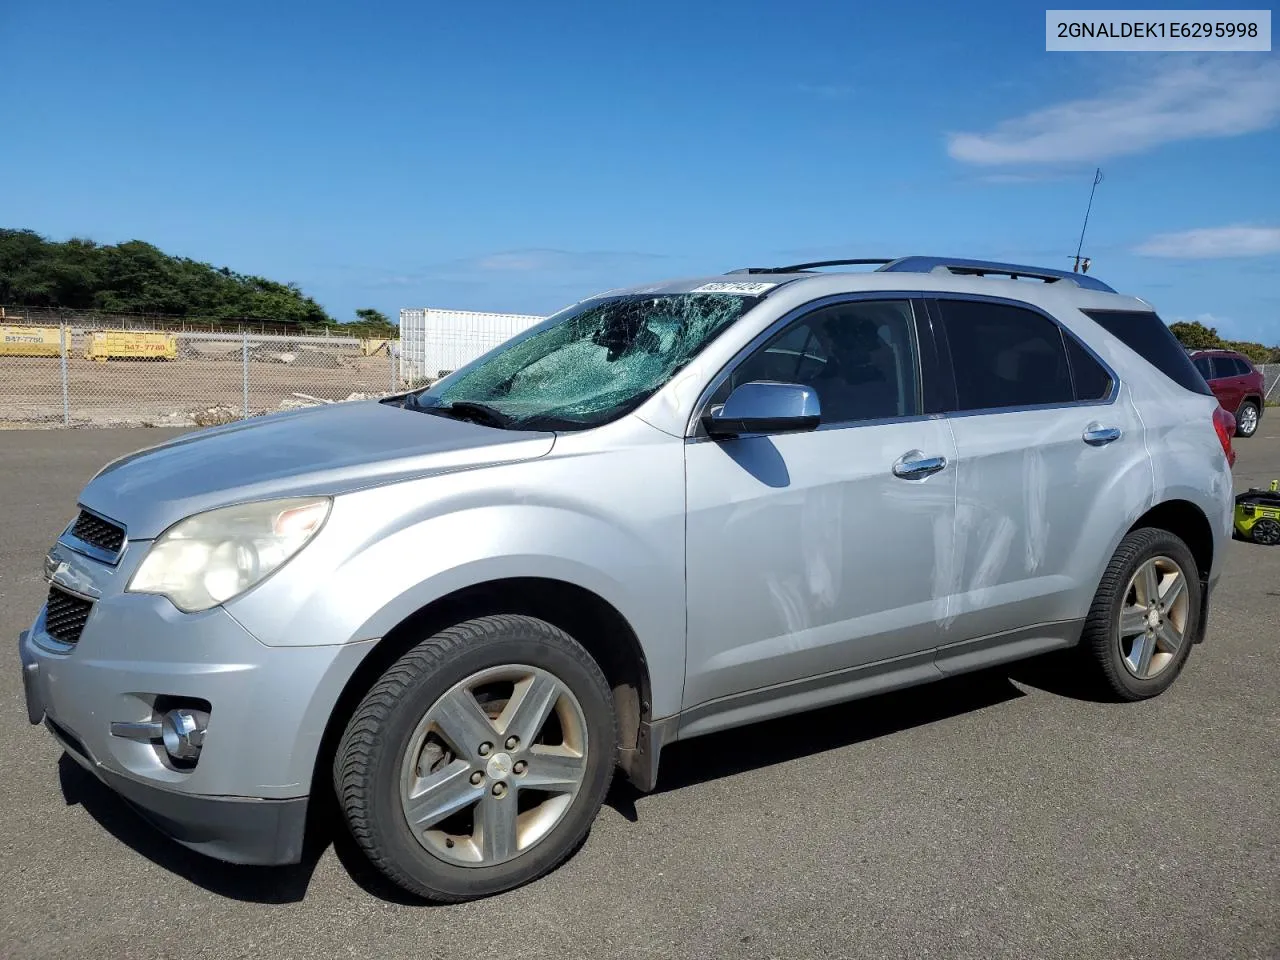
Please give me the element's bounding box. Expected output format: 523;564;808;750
44;554;66;582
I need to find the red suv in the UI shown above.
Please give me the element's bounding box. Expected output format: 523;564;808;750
1190;349;1266;438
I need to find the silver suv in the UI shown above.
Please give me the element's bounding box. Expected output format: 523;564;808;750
20;256;1236;901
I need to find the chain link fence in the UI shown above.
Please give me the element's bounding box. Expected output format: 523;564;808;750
5;308;1276;429
1259;364;1280;404
1;317;406;428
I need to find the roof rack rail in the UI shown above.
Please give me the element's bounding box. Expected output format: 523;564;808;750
727;258;893;275
878;256;1116;294
725;255;1118;293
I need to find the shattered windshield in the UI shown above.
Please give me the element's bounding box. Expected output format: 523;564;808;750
402;293;756;430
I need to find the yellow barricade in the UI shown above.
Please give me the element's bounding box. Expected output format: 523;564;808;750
0;325;62;357
84;330;177;361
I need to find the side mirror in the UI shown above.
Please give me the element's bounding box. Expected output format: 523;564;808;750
704;381;821;438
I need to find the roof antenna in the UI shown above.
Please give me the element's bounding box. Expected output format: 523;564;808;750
1072;167;1103;273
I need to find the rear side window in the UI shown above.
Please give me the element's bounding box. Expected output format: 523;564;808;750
1211;357;1237;379
1083;310;1213;396
1064;334;1113;401
937;300;1073;410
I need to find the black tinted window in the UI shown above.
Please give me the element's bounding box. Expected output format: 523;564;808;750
1230;357;1253;376
1192;356;1214;379
718;300;920;424
1083;310;1213;396
938;300;1072;410
1211;357;1235;379
1065;334;1113;401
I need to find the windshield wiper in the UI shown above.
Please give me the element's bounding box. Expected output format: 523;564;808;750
427;400;514;429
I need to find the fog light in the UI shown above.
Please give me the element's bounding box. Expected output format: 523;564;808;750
160;708;209;761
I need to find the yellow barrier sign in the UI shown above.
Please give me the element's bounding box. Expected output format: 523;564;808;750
0;325;62;357
84;330;177;361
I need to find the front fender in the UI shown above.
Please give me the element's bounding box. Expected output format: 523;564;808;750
344;505;668;645
224;436;688;717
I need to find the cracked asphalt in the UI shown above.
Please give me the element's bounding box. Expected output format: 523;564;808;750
2;427;1277;960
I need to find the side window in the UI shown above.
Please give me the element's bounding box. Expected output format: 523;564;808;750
1064;334;1113;401
714;300;920;424
1232;357;1253;376
938;300;1073;410
1192;356;1214;380
1211;357;1236;379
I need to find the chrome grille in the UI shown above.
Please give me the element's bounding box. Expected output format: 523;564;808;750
70;510;126;556
45;586;93;645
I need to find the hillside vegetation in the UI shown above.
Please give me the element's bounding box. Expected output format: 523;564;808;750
0;228;333;326
1169;320;1279;364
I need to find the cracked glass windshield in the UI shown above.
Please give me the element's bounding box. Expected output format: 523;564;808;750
402;293;757;430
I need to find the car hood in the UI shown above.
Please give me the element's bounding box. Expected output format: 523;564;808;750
78;400;556;539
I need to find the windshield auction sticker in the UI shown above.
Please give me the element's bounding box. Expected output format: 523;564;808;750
1046;10;1271;50
690;281;779;295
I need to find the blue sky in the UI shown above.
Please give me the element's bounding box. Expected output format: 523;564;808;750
2;1;1278;342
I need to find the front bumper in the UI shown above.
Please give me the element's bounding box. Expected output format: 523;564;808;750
45;699;309;865
20;576;375;864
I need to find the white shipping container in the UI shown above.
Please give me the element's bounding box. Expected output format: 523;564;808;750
398;307;545;384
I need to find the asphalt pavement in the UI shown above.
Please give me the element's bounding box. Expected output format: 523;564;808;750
1;426;1277;960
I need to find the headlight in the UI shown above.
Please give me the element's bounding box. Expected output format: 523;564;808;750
128;497;330;612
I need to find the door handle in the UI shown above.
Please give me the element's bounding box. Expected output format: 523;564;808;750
892;450;947;480
1083;423;1122;446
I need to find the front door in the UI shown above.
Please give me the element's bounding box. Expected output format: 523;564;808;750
683;297;957;712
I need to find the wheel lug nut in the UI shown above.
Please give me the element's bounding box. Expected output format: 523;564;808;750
505;736;519;750
492;782;506;797
513;760;527;775
478;742;492;757
470;771;484;785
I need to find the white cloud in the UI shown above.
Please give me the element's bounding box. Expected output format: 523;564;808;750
1135;225;1280;258
947;57;1280;164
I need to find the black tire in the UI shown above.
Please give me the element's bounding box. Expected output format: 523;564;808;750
334;615;617;902
1251;518;1280;546
1235;400;1260;438
1079;528;1202;701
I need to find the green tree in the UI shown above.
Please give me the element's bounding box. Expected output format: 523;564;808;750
350;308;397;337
0;228;333;324
1168;320;1221;350
1223;340;1272;365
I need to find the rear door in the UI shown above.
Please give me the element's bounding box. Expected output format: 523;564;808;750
928;297;1152;669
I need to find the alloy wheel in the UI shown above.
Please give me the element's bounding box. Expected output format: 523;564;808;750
1238;403;1258;436
1116;555;1190;680
398;664;589;867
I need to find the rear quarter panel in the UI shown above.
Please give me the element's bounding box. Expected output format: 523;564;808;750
1076;318;1234;585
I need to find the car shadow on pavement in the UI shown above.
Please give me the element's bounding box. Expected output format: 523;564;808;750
57;754;325;904
1005;648;1124;703
608;667;1028;816
57;752;453;906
